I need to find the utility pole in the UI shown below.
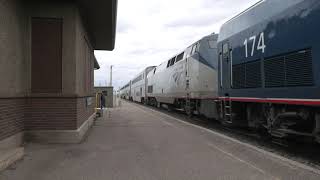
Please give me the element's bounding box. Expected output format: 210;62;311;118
109;65;113;86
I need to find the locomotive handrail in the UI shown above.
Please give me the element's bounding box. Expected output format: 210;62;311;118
230;49;233;88
220;53;223;88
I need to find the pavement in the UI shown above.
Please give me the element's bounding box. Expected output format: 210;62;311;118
1;100;320;180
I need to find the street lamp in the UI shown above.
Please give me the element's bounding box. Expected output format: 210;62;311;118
109;65;113;87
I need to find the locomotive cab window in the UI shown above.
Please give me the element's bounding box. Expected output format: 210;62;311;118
186;47;192;58
208;40;217;49
191;43;198;55
167;60;170;68
170;57;176;66
190;46;195;56
175;52;184;62
188;46;194;56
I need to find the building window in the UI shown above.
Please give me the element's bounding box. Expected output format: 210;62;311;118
31;18;62;93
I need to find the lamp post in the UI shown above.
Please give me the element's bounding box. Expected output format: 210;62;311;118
109;65;113;87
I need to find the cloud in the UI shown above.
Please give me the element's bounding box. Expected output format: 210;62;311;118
94;0;260;89
165;15;225;28
117;21;132;33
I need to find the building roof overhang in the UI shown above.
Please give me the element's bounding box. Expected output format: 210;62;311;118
94;55;100;70
76;0;117;70
77;0;118;51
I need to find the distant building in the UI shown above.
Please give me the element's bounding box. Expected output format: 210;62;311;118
0;0;117;170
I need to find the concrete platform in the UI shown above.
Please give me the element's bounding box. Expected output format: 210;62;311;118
1;101;320;180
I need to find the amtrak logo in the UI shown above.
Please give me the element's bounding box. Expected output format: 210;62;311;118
172;71;183;86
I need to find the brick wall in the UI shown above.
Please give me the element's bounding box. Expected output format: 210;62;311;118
0;98;25;141
24;97;95;131
77;97;95;128
25;98;77;131
0;97;96;141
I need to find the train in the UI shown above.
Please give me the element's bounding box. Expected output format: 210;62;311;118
119;0;320;143
119;66;156;102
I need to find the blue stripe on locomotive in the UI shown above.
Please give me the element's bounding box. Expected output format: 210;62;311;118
217;0;320;99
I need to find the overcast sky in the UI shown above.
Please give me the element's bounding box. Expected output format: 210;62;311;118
94;0;260;89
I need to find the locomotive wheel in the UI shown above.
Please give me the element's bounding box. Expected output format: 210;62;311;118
167;104;174;112
185;106;193;117
150;98;157;107
313;113;320;143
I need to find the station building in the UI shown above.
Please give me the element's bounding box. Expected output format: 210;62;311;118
0;0;117;168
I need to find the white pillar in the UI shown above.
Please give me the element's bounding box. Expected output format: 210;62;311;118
109;65;113;86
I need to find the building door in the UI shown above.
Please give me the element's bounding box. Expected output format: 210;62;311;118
31;18;62;93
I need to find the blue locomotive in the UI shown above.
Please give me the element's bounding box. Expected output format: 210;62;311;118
217;0;320;142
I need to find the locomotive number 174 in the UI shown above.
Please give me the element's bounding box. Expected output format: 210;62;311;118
243;32;266;58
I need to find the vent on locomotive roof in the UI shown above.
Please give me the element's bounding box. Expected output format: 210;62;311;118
232;60;261;89
264;49;313;88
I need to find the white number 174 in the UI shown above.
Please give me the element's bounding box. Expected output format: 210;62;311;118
244;32;266;58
